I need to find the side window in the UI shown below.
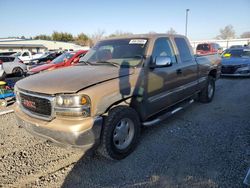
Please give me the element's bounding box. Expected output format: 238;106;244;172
2;57;9;62
174;38;192;62
8;57;15;62
22;52;29;56
152;38;176;63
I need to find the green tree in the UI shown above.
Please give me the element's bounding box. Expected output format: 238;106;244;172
216;25;235;39
74;33;91;46
52;31;74;42
34;34;52;40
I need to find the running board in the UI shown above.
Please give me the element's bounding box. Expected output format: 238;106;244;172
142;99;194;126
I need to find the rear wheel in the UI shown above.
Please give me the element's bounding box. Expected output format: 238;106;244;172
12;67;23;77
199;76;215;103
98;106;141;160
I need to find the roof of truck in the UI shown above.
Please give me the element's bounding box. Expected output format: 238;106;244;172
104;33;186;41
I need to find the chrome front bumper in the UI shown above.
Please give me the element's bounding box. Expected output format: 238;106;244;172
15;106;103;149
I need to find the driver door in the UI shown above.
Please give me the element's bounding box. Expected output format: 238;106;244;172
144;37;184;117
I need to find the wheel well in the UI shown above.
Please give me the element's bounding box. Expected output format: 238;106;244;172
104;97;143;121
105;98;132;114
209;69;217;78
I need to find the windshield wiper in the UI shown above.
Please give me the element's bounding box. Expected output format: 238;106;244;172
95;61;120;68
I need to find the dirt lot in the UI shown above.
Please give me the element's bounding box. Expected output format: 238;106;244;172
0;77;250;188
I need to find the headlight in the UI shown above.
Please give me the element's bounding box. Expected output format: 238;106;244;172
55;95;89;107
55;94;91;117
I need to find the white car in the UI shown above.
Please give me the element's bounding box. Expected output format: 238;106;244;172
0;56;27;80
12;51;44;64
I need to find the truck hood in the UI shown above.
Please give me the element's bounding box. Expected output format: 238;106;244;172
29;63;56;73
16;65;135;95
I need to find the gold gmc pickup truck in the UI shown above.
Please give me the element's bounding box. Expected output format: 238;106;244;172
15;34;221;160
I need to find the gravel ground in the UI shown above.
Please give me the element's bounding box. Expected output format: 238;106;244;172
0;78;250;188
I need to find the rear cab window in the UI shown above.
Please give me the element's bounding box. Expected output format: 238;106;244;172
174;38;193;63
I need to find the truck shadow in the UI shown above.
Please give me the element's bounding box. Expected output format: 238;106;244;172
61;107;222;188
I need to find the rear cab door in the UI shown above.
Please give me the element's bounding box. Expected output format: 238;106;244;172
145;36;194;117
173;37;199;98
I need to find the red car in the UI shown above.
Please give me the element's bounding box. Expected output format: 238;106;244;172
27;50;88;75
196;43;222;55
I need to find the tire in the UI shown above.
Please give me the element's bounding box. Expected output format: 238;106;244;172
12;67;23;77
98;106;141;160
199;76;215;103
0;99;7;107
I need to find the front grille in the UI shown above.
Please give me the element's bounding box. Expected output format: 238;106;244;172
221;65;241;74
20;92;52;116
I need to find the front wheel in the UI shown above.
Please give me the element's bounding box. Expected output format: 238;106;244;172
199;76;215;103
98;106;141;160
12;67;23;77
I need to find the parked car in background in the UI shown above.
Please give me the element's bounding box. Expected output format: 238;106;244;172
15;34;221;160
27;50;88;75
29;51;63;65
28;51;63;70
0;51;17;56
229;45;243;49
12;51;44;64
221;47;250;76
0;56;27;80
196;43;222;55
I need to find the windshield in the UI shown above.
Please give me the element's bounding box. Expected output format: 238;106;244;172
222;49;243;58
52;52;75;64
11;52;21;57
80;38;148;67
39;52;51;59
222;49;250;58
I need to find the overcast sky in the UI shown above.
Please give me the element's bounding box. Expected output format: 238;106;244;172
0;0;249;40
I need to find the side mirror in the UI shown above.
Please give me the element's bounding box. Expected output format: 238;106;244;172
153;56;172;68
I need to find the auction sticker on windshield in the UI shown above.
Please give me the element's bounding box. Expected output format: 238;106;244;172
129;39;147;44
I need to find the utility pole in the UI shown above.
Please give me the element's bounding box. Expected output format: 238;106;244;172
185;9;190;37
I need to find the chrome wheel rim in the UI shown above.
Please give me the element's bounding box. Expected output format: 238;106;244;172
113;118;135;150
208;82;214;99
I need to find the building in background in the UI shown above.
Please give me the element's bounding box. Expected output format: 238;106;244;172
0;38;89;53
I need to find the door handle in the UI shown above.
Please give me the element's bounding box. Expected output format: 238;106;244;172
176;69;182;74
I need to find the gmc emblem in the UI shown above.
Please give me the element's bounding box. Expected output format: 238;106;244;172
23;99;36;109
